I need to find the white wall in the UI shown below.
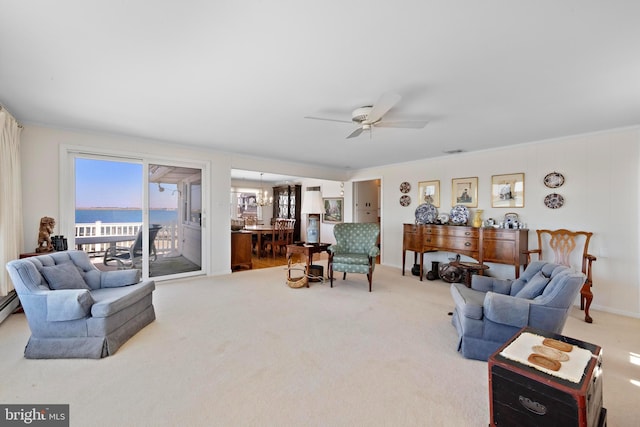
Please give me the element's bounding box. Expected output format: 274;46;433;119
20;125;346;276
19;124;640;317
350;127;640;318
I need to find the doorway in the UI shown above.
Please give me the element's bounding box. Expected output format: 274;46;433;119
353;179;382;263
148;163;202;277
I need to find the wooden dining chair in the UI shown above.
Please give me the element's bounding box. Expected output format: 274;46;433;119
285;219;296;244
523;229;597;323
264;218;290;259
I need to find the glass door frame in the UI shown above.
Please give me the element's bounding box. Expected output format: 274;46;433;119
60;145;209;280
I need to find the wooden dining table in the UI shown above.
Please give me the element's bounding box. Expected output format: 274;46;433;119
243;225;275;258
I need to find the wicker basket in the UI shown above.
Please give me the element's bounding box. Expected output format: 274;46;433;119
287;275;308;288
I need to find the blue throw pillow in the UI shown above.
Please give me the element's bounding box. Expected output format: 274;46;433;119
515;271;550;299
41;262;90;291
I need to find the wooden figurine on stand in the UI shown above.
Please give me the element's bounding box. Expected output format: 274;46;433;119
35;216;56;253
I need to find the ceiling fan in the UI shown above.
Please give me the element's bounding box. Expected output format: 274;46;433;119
304;92;428;139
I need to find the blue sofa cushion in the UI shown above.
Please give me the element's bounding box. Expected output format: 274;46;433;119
46;289;95;321
91;281;156;318
100;269;142;288
484;292;531;327
515;271;550;299
41;262;90;291
450;283;486;320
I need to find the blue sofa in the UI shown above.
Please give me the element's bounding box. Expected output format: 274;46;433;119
6;250;155;359
450;261;585;361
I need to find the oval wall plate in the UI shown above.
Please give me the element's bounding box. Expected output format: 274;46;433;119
544;172;565;188
544;193;564;209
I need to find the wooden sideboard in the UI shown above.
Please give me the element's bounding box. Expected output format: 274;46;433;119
402;224;528;280
231;231;253;271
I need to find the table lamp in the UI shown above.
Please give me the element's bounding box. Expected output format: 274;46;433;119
301;187;323;244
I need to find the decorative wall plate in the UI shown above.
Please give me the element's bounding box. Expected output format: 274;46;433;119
415;203;437;224
544;172;565;188
400;195;411;206
544;193;564;209
450;205;469;224
400;181;411;193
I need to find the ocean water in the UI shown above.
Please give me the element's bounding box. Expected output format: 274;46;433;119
76;209;178;224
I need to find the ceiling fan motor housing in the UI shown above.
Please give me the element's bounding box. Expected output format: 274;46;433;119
352;106;373;123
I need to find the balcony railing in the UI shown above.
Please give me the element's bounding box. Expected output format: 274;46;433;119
75;221;178;257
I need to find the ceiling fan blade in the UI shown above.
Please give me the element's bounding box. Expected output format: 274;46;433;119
376;120;429;129
304;116;352;124
365;91;401;124
346;127;364;139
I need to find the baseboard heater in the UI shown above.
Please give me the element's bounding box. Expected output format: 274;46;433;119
0;290;20;325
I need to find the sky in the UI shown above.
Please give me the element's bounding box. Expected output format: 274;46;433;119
75;158;178;209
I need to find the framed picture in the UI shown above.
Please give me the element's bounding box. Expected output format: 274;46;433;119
492;173;525;208
417;180;440;207
451;177;478;207
322;197;343;223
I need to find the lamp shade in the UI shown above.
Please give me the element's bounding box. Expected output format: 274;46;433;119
301;189;323;214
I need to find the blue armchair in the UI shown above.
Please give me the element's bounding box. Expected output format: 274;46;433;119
450;261;585;361
6;250;155;359
328;223;380;292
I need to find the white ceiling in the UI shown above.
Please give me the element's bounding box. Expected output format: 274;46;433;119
2;1;639;171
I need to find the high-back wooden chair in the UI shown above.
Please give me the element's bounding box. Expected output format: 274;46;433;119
285;219;296;244
265;218;291;259
524;229;597;323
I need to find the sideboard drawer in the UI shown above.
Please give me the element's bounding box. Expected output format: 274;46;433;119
422;225;478;238
424;235;478;252
403;223;420;234
444;226;478;238
484;229;517;240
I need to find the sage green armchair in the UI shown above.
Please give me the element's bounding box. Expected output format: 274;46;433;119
328;223;380;292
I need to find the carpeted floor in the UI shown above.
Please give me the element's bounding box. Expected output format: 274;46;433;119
0;262;638;426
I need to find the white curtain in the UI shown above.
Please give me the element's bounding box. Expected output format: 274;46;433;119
0;107;23;296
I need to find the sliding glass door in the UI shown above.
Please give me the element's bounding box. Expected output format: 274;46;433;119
70;153;204;279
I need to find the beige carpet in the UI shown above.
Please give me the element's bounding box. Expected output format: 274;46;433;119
1;263;638;426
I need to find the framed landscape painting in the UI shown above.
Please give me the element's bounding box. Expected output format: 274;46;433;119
418;180;440;207
492;173;525;208
451;177;478;208
322;197;343;223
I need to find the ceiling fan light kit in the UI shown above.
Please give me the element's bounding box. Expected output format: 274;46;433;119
305;91;428;139
352;106;373;123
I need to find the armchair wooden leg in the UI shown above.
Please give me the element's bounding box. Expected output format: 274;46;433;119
342;272;347;280
581;281;593;323
329;264;334;287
